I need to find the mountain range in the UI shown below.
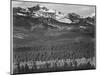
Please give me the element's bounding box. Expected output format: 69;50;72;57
13;5;95;40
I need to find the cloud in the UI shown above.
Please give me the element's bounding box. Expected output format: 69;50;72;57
12;1;95;17
90;13;95;17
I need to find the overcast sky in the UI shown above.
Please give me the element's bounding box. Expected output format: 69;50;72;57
12;1;96;17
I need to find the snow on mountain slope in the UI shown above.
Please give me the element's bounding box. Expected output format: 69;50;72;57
21;5;72;23
13;33;28;39
13;4;95;34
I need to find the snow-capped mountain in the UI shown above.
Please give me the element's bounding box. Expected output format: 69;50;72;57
15;5;72;23
13;4;95;35
33;5;72;23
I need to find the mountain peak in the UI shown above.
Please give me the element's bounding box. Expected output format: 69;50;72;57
13;4;72;23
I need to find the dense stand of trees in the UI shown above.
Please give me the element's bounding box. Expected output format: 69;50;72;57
13;41;95;74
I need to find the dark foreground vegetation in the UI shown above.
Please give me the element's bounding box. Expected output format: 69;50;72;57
13;40;96;74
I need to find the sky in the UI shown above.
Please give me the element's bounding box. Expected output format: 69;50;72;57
12;1;96;17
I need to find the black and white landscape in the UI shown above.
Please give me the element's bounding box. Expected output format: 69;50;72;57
12;1;96;74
